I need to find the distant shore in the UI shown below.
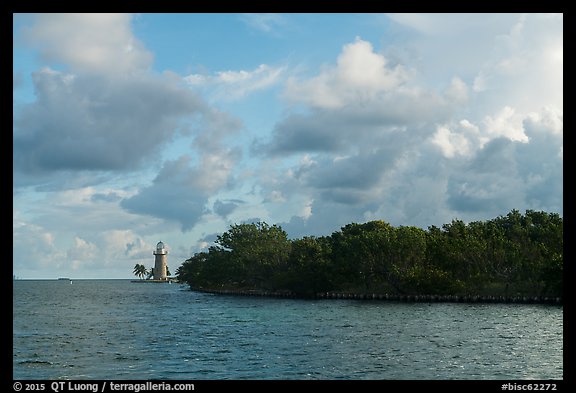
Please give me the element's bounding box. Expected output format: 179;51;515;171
191;287;563;305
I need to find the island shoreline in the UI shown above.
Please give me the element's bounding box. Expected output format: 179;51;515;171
190;287;562;305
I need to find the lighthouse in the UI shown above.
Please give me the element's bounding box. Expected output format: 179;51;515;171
153;241;168;280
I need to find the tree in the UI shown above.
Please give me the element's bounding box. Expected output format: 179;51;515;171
133;263;148;280
177;252;215;288
330;221;400;292
176;210;562;298
214;222;291;289
286;236;333;295
388;225;428;293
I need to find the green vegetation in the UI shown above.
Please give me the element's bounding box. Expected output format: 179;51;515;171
133;264;171;280
176;210;563;299
133;263;148;280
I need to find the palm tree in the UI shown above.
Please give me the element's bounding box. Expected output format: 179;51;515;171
133;263;148;280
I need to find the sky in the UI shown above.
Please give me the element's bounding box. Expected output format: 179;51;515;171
12;13;563;279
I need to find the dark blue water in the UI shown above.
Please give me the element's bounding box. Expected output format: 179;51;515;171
13;280;563;380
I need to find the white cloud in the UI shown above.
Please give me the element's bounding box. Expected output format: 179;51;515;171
13;67;205;176
121;145;241;232
525;106;563;136
431;126;471;159
285;37;409;109
259;27;562;239
264;38;463;157
13;220;64;272
472;13;563;114
68;237;98;269
444;77;468;104
65;231;156;276
13;14;563;279
300;199;313;221
14;196;164;278
483;106;528;142
185;64;285;100
21;13;153;75
431;119;486;159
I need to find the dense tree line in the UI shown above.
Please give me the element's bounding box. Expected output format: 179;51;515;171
176;210;562;298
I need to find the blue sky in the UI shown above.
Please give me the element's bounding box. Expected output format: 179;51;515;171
13;13;563;279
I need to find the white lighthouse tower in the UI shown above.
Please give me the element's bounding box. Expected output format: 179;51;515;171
153;241;168;280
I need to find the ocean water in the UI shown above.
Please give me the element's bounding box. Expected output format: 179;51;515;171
13;279;563;380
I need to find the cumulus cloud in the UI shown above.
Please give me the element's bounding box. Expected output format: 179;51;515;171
432;126;472;159
277;109;562;238
13;220;65;274
516;109;563;211
472;13;563;114
262;102;451;156
68;236;98;268
284;37;410;109
299;149;398;197
14;184;173;277
213;199;243;218
14;13;224;185
13;12;250;279
256;29;562;238
264;38;464;156
446;137;521;213
62;230;156;277
14;186;157;237
120;157;212;232
121;142;241;231
482;106;528;142
21;13;152;75
257;37;462;227
13;209;156;278
13;14;562;279
13;68;205;174
386;14;522;83
431;120;483;159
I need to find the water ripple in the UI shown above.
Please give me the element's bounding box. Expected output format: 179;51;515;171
14;280;563;380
